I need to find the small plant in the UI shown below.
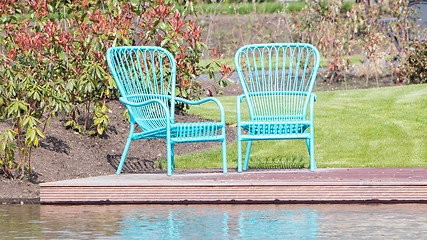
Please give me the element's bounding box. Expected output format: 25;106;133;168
248;156;306;169
296;0;355;83
396;40;427;84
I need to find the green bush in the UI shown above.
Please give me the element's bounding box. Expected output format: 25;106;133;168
397;41;427;84
0;0;231;179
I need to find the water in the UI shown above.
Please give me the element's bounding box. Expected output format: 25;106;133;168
1;204;426;239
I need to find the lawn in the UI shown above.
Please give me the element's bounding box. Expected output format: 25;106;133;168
174;1;354;15
175;1;306;14
166;84;427;170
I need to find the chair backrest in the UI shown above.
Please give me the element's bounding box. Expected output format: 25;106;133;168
107;46;176;131
235;43;320;122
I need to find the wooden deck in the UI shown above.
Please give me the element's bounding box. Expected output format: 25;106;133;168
40;168;427;204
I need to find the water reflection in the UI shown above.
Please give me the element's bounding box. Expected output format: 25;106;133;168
2;204;123;239
238;209;318;239
1;204;426;239
117;206;318;239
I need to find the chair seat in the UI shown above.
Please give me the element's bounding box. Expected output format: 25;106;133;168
172;122;225;142
240;121;310;136
136;121;225;143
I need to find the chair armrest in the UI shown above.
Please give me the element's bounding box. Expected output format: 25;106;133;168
119;97;168;109
311;93;317;102
119;97;170;123
236;94;246;124
174;97;225;124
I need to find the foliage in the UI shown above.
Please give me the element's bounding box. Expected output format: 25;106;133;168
296;0;351;82
387;0;420;55
396;40;427;84
292;0;420;85
0;0;70;178
0;0;231;178
0;0;134;178
134;0;232;109
59;1;133;135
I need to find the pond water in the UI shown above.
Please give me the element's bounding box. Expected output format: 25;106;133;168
1;204;426;239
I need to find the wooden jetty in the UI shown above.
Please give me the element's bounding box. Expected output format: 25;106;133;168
40;168;427;204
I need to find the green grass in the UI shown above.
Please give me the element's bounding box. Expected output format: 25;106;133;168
175;1;355;15
165;84;427;170
176;1;305;15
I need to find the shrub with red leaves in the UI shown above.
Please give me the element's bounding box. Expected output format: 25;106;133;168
0;0;232;179
134;0;232;109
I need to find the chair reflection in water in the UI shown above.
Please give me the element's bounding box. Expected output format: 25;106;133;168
106;46;227;176
117;207;318;238
235;43;320;172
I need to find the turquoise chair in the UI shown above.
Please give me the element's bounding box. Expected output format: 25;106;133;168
234;43;320;172
107;46;227;176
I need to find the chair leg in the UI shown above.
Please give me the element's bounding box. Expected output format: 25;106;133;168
309;136;316;171
305;139;310;153
171;143;175;173
116;123;135;175
237;138;242;173
243;140;252;171
167;136;172;176
222;139;227;174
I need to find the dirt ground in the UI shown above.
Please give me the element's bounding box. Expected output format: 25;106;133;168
0;71;398;201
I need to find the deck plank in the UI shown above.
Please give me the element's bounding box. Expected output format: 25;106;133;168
40;168;427;204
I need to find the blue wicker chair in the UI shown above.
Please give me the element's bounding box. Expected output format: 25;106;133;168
107;46;227;176
234;43;320;172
